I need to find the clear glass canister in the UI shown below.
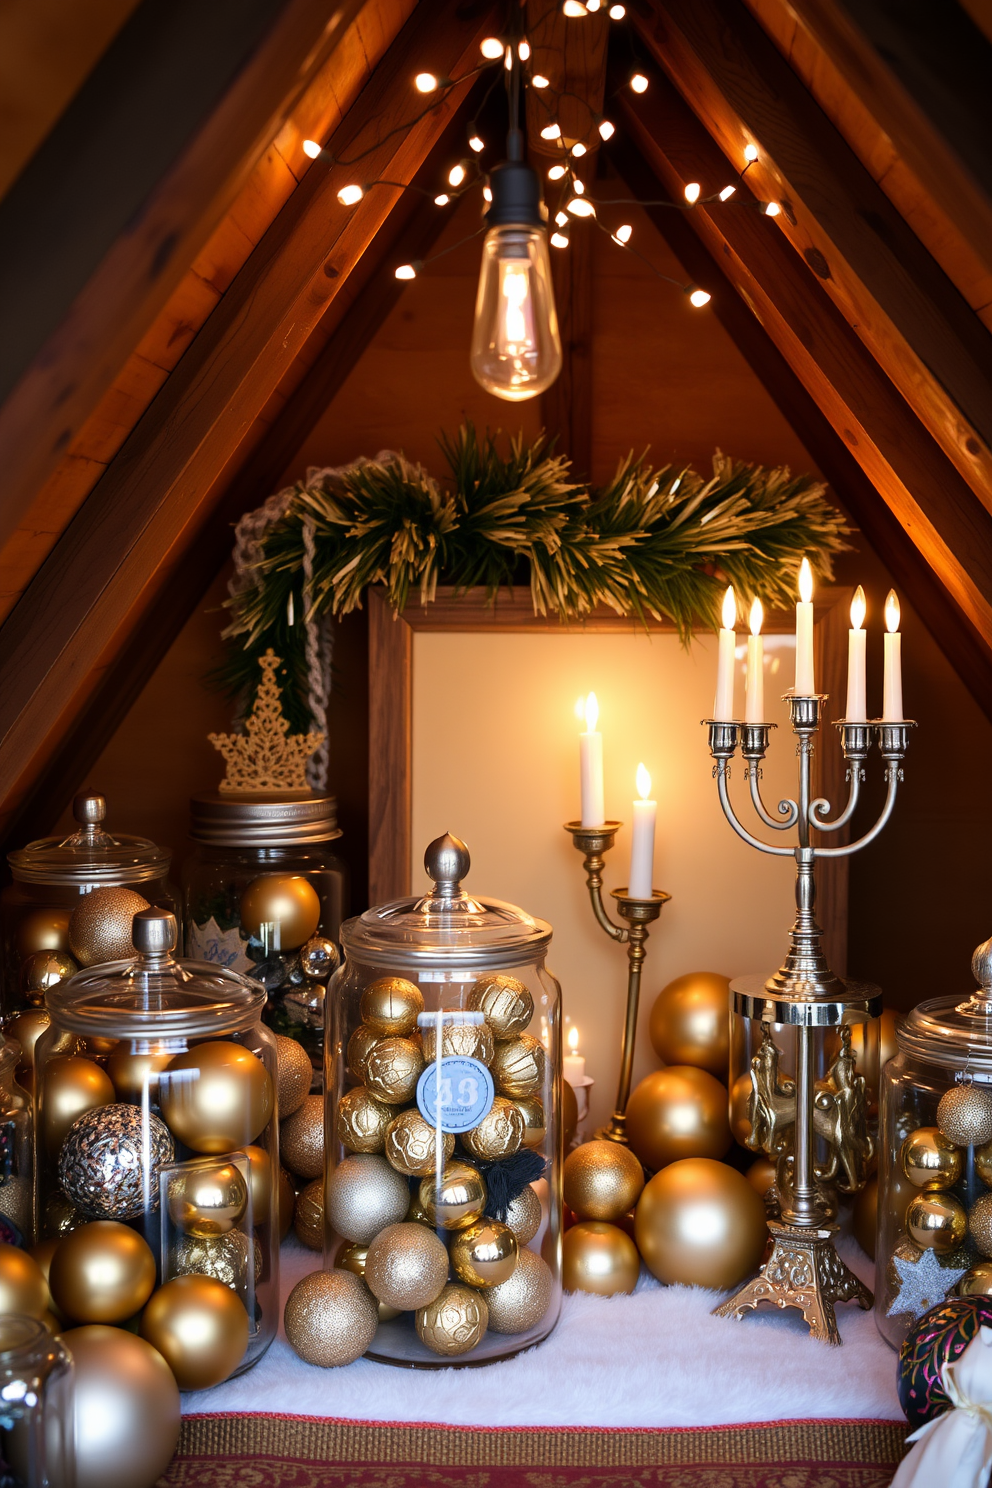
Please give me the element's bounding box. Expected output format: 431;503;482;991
34;909;279;1384
0;1038;34;1248
324;833;563;1368
183;793;347;1069
0;1316;74;1488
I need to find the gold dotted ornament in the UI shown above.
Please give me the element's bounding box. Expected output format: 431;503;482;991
503;1185;542;1245
490;1035;545;1100
467;974;534;1040
384;1109;454;1176
563;1140;645;1223
462;1097;525;1162
482;1246;553;1334
416;1282;488;1357
365;1222;449;1311
68;887;150;966
360;978;424;1038
275;1035;312;1118
336;1087;392;1155
281;1093;324;1179
325;1154;410;1245
284;1270;379;1367
938;1083;992;1147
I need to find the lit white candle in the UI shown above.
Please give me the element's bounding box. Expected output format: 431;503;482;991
745;598;764;722
795;557;815;694
883;589;903;720
627;762;656;899
846;585;867;721
579;692;605;826
713;586;737;720
563;1025;586;1085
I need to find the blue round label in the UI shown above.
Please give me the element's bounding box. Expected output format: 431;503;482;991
416;1056;495;1134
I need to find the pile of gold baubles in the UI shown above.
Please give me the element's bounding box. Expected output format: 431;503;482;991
285;971;555;1366
238;873;337;1039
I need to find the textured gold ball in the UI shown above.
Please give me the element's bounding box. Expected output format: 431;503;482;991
325;1154;411;1244
172;1230;261;1292
563;1221;640;1296
513;1096;546;1149
649;972;730;1079
853;1176;877;1259
902;1127;963;1190
503;1185;543;1244
626;1067;732;1171
421;1021;494;1065
0;1244;49;1319
336;1087;392;1155
416;1282;488;1357
16;907;71;958
365;1222;449;1310
746;1157;778;1199
167;1161;248;1238
419;1160;487;1231
467;974;534;1040
21;949;78;1004
282;1092;325;1179
105;1045;174;1105
959;1261;992;1296
62;1325;181;1488
140;1275;249;1390
240;874;321;951
50;1221;156;1323
939;1084;992;1147
243;1144;274;1226
284;1269;378;1367
42;1055;115;1154
58;1091;172;1222
68;887;150;966
364;1037;424;1105
384;1108;454;1176
347;1026;382;1082
451;1219;518;1288
275;1034;312;1118
906;1191;968;1253
160;1041;273;1154
360;978;424;1037
482;1247;553;1334
635;1158;768;1289
294;1179;324;1250
462;1097;525;1163
563;1140;645;1223
490;1035;545;1099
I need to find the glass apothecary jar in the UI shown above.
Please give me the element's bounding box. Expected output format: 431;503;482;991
0;1316;74;1488
324;833;563;1368
183;793;346;1067
34;909;279;1384
2;794;175;1025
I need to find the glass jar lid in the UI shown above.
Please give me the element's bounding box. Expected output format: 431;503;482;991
897;934;992;1072
8;793;170;886
189;791;340;846
342;833;552;971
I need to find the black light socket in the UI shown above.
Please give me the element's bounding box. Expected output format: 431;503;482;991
485;159;547;228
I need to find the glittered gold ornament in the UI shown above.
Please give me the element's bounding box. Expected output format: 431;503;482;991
563;1140;644;1223
62;1325;180;1488
21;949;77;1005
384;1108;454;1176
275;1034;312;1118
563;1221;640;1296
490;1035;544;1100
7;1009;51;1078
635;1158;768;1289
416;1282;488;1356
16;907;71;958
365;1222;448;1310
745;1156;778;1199
240;875;321;950
364;1037;424;1105
958;1262;992;1296
451;1219;518;1288
513;1096;546;1149
172;1229;261;1292
278;1165;295;1240
648;972;730;1080
242;1143;274;1226
284;1269;378;1367
0;1175;31;1238
467;974;533;1040
906;1191;968;1253
421;1021;493;1065
626;1067;732;1172
347;1025;382;1082
140;1274;249;1390
326;1153;410;1244
336;1087;392;1155
50;1220;156;1323
42;1055;115;1153
503;1185;542;1245
281;1092;324;1179
462;1097;525;1162
59;1102;174;1220
105;1044;174;1105
938;1084;992;1147
167;1160;248;1238
360;978;424;1038
161;1039;273;1155
294;1178;324;1250
970;1193;992;1258
0;1244;49;1319
902;1127;963;1190
853;1176;878;1259
68;886;150;967
482;1246;553;1334
419;1159;487;1231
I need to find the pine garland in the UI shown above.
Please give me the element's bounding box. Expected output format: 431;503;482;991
218;424;851;730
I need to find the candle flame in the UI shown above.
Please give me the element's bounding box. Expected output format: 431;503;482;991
885;589;900;633
749;597;763;636
850;584;866;631
799;556;813;605
636;762;651;799
584;692;599;731
568;1025;579;1052
721;586;736;631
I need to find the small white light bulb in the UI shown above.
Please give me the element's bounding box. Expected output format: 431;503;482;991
532;74;549;88
551;231;570;248
630;72;648;93
337;184;364;206
518;39;531;59
567;197;596;217
688;287;712;307
684;181;701;204
395;264;417;280
572;178;585;194
555;210;569;226
482;185;492;203
415;73;438;93
540;123;562;140
760;200;781;217
613;223;632;244
504;45;513;70
598;119;615;141
548;164;566;180
608;3;626;15
448;163;466;187
434;193;450;206
302;139;322;160
480;37;504;59
563;0;588;14
572;141;587;157
719;185;736;201
744;144;759;162
469;135;485;153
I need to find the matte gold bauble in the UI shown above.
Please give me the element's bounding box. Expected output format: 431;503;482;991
7;1009;51;1076
906;1191;968;1253
421;1021;494;1066
853;1176;878;1259
729;1073;752;1146
481;1247;553;1334
419;1159;487;1231
336;1087;392;1155
240;874;321;950
563;1079;578;1149
243;1143;274;1226
281;1092;325;1179
42;1055;115;1153
21;949;78;1005
61;1325;181;1488
462;1097;525;1163
938;1084;992;1148
140;1274;249;1390
902;1127;963;1190
325;1153;410;1245
16;907;71;958
68;886;150;966
451;1219;518;1288
365;1222;449;1310
467;973;534;1039
635;1158;767;1289
50;1220;156;1323
160;1040;273;1154
275;1034;312;1118
167;1161;248;1238
278;1165;296;1240
745;1157;777;1198
347;1025;382;1082
416;1282;488;1357
29;1239;60;1303
294;1178;324;1250
173;1229;261;1292
364;1037;424;1105
970;1193;992;1257
360;977;424;1038
648;972;730;1079
958;1261;992;1297
503;1184;542;1245
563;1221;640;1296
490;1034;545;1100
284;1269;378;1367
626;1067;732;1172
0;1244;49;1319
513;1096;546;1150
384;1108;454;1176
105;1045;174;1105
563;1140;644;1223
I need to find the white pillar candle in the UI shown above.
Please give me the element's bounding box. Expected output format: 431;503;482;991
713;586;737;720
745;597;764;722
846;585;867;721
795;556;815;694
563;1026;586;1085
579;692;605;826
883;589;903;720
627;763;656;899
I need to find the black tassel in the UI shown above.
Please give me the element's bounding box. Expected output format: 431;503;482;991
469;1148;546;1219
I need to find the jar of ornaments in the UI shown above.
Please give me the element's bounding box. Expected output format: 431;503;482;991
1;792;176;1028
33;908;279;1389
876;931;992;1349
310;833;562;1369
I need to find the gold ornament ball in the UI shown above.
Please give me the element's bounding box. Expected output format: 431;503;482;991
975;1139;992;1190
970;1193;992;1258
635;1158;768;1289
282;1092;325;1179
490;1034;545;1100
50;1221;156;1324
729;1073;752;1146
44;1190;85;1238
481;1247;553;1334
366;1222;449;1310
347;1025;382;1082
21;949;78;1005
160;1040;273;1154
364;1037;424;1105
68;886;150;967
240;874;321;951
384;1108;454;1176
416;1282;488;1357
462;1097;525;1163
906;1191;968;1253
563;1221;640;1296
563;1079;578;1149
7;1009;51;1076
16;907;71;958
959;1261;992;1297
563;1140;645;1223
167;1160;248;1238
336;1087;392;1155
745;1157;777;1198
105;1044;173;1105
513;1096;546;1150
467;973;534;1040
853;1176;878;1259
42;1055;115;1154
938;1083;992;1147
335;1240;368;1277
360;977;424;1038
406;1193;432;1225
61;1325;180;1488
419;1159;487;1231
275;1034;312;1118
902;1126;963;1190
626;1067;732;1172
503;1185;543;1245
29;1239;60;1304
243;1143;274;1226
141;1275;249;1390
421;1021;494;1066
0;1244;49;1319
649;972;730;1080
278;1165;296;1240
173;1230;261;1293
284;1269;378;1367
294;1178;324;1250
451;1219;518;1288
299;936;339;982
325;1153;411;1245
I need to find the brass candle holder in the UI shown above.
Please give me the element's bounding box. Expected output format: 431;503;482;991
564;821;670;1144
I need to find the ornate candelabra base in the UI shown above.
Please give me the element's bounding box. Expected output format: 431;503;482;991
712;1220;873;1346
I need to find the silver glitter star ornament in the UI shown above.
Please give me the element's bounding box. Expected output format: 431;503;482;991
886;1240;969;1321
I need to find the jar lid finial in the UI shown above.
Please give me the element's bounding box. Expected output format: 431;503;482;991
424;833;470;898
131;909;178;960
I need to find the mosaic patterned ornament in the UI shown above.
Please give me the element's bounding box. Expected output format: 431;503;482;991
172;1229;262;1293
898;1294;992;1429
886;1239;970;1323
58;1103;175;1220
